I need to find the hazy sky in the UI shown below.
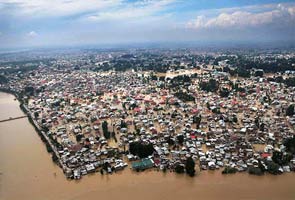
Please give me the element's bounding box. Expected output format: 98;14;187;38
0;0;294;48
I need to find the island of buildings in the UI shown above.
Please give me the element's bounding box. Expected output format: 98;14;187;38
0;48;295;179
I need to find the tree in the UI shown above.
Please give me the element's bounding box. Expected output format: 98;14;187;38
102;121;110;139
219;87;230;98
199;79;219;92
284;77;295;87
222;166;237;174
177;135;184;145
232;115;238;123
193;115;202;129
286;105;294;116
259;122;265;132
175;164;185;174
0;75;8;84
267;162;281;175
272;151;283;165
272;150;292;165
185;157;195;177
120;120;128;128
237;68;251;78
254;70;264;77
76;134;83;142
166;137;175;146
248;166;263;175
129;142;154;158
284;137;295;154
24;86;34;95
34;112;39;119
174;92;195;102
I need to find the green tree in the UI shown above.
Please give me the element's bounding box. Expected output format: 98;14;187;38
129;142;154;158
286;105;294;116
177;135;184;145
193;115;202;129
267;162;280;175
199;79;219;92
219;87;230;98
185;157;195;177
254;70;264;77
102;121;110;139
284;137;295;154
175;164;185;174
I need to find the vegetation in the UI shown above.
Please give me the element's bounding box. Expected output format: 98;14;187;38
102;121;111;139
222;166;237;174
185;157;195;177
272;151;289;165
248;166;264;175
266;161;281;175
284;77;295;87
76;134;83;142
24;86;34;95
129;142;154;158
0;75;8;84
284;137;295;154
174;92;195;102
177;134;184;144
237;68;251;78
254;70;264;77
286;105;294;116
219;87;230;98
175;164;185;174
193;115;202;129
199;79;219;92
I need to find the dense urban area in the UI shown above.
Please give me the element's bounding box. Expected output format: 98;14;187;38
1;48;295;180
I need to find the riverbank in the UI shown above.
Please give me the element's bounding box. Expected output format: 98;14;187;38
0;89;62;171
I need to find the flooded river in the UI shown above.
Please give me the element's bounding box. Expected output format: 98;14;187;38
0;92;295;200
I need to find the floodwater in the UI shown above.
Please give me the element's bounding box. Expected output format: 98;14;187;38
0;92;295;200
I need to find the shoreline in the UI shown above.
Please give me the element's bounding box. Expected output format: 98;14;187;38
0;89;63;172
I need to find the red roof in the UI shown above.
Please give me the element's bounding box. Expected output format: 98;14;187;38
134;107;141;112
261;153;270;158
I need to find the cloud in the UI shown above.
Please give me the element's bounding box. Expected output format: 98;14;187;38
0;0;123;17
86;0;177;21
27;31;38;38
187;3;295;29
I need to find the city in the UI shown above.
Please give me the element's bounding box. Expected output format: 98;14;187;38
1;48;295;180
0;0;295;200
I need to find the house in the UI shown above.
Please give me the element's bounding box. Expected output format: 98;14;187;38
132;158;154;170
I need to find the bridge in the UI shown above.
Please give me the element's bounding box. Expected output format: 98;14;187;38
0;115;28;123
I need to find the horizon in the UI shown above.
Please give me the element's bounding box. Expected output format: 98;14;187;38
1;40;295;53
0;0;295;49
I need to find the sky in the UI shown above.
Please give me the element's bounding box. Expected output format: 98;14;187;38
0;0;294;49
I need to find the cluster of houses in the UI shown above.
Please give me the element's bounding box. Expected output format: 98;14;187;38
1;55;295;179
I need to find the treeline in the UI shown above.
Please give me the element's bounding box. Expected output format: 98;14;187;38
267;76;295;87
174;92;195;102
168;75;191;87
237;58;295;73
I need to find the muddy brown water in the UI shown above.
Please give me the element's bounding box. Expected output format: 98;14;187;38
0;92;295;200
